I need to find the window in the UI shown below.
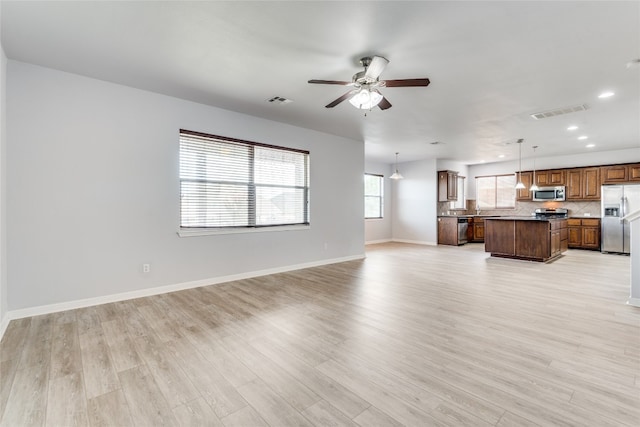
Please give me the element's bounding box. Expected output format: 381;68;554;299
476;174;516;209
179;130;310;230
450;175;466;210
364;173;383;219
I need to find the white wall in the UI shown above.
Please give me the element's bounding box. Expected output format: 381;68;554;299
392;158;438;245
364;160;392;244
467;148;640;199
0;11;7;334
6;61;365;312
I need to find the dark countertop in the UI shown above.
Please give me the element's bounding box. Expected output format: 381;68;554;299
485;216;566;221
437;214;500;218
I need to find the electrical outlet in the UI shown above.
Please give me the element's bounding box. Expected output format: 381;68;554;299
142;264;150;273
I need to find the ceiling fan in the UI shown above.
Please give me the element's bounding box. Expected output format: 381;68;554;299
308;56;430;111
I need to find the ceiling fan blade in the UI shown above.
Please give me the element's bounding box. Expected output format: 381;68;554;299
371;89;392;110
325;90;357;108
364;56;389;80
377;96;392;110
308;79;352;85
382;78;431;87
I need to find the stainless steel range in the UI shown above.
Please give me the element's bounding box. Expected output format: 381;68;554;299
534;208;568;219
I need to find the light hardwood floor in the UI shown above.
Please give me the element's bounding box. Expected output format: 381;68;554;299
0;243;638;426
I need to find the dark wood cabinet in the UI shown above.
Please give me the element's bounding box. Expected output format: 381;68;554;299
566;167;600;200
467;217;485;242
601;163;640;184
566;169;583;199
567;218;600;250
484;218;567;262
437;217;459;245
583;167;600;199
568;220;582;246
535;169;566;186
549;169;566;185
514;163;639;202
473;221;485;242
601;165;628;183
438;170;458;202
516;172;533;200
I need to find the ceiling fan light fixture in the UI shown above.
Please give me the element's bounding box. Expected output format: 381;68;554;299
348;87;383;110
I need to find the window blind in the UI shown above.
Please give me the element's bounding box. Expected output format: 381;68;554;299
180;130;310;229
476;174;516;209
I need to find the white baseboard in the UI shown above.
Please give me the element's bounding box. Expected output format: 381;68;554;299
0;313;9;343
391;238;437;246
365;239;392;245
4;253;366;326
627;297;640;308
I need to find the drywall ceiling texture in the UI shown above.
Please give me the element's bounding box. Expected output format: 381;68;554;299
6;61;365;311
1;1;638;165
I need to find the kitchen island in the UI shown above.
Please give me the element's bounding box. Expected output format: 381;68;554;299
484;217;568;262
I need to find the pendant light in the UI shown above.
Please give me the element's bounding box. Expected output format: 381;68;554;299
530;145;540;192
515;138;526;189
390;152;404;180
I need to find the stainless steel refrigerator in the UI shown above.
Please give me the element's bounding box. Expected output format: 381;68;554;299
601;184;640;253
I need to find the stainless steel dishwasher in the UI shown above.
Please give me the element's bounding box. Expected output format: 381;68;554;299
457;217;469;244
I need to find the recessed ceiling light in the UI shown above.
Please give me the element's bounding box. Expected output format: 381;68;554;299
498;154;505;158
598;91;614;99
479;160;486;163
578;135;588;140
586;144;595;148
567;125;578;131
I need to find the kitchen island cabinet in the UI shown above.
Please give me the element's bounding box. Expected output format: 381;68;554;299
485;217;568;262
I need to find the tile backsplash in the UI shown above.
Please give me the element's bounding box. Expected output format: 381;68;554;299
439;199;601;217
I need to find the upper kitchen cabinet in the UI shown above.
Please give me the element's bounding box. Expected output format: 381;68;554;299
516;171;533;200
438;170;458;202
567;167;601;200
601;165;627;183
601;163;640;184
534;169;566;186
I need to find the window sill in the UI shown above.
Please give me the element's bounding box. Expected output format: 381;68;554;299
177;224;310;237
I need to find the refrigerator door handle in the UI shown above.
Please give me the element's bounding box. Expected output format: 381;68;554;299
621;197;626;222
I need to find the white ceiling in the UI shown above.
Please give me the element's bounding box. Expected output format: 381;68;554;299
2;1;639;165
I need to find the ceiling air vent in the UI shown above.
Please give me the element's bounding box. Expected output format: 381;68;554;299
530;103;589;120
267;96;293;105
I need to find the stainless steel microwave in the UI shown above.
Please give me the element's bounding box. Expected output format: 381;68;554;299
532;186;565;201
